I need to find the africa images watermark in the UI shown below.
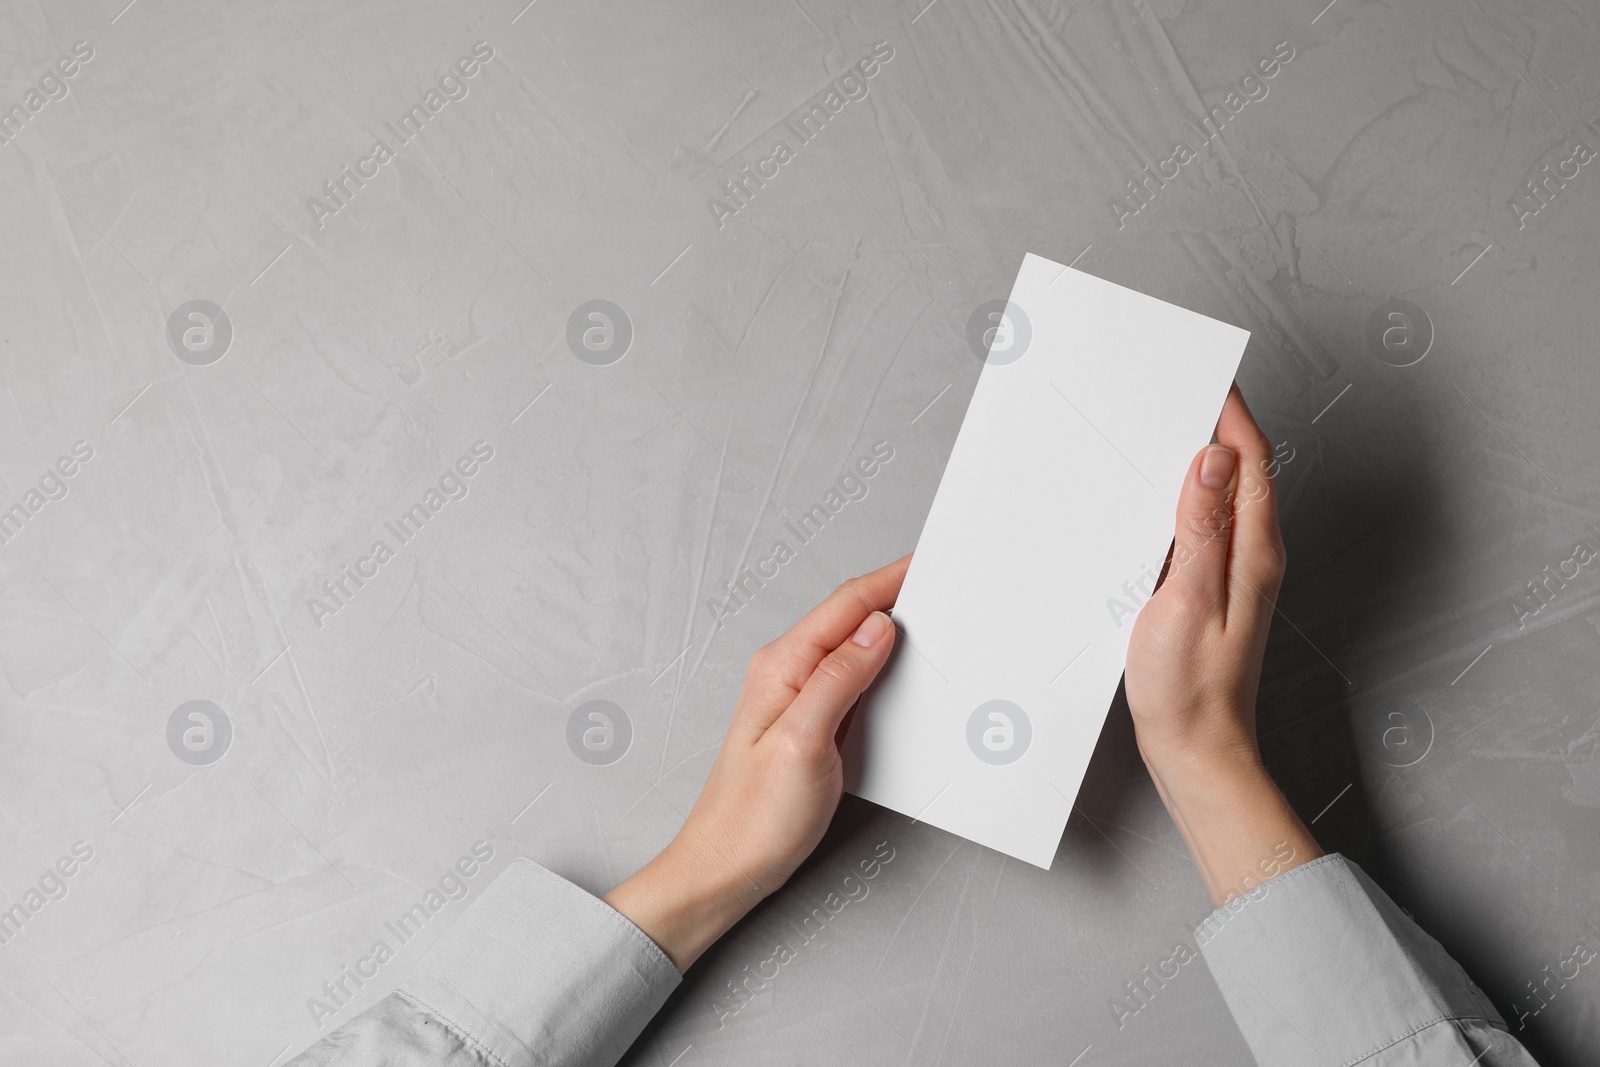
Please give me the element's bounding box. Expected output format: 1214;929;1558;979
0;841;96;948
1508;132;1595;230
305;441;496;629
566;699;632;766
1511;939;1596;1031
708;840;896;1029
305;41;496;230
0;440;95;552
167;300;233;366
0;40;95;148
704;440;895;629
1109;41;1296;230
1366;299;1432;367
1110;841;1297;1031
706;41;895;230
305;841;497;1028
167;700;233;766
1104;439;1295;629
1511;535;1596;629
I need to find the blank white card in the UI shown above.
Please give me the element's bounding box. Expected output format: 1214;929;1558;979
843;253;1249;869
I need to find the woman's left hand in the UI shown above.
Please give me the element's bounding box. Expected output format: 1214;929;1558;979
603;554;908;970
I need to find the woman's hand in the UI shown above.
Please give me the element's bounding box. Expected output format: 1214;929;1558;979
1124;384;1322;907
603;555;909;970
1125;382;1285;766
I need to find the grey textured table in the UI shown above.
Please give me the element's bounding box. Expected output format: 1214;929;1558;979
2;1;1597;1064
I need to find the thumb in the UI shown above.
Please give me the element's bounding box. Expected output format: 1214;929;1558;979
1161;444;1239;616
777;611;896;749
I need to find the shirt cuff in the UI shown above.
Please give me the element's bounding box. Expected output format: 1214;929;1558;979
396;858;681;1067
1196;853;1504;1067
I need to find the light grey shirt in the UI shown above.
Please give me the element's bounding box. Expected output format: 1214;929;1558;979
286;852;1536;1067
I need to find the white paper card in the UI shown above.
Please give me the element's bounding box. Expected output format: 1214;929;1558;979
843;253;1249;869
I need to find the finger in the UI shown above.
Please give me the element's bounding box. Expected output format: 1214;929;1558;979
1213;385;1287;614
738;553;911;730
752;553;909;692
772;610;896;751
1160;438;1240;619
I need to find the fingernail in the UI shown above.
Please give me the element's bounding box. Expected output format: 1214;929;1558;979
851;611;891;648
1200;446;1236;489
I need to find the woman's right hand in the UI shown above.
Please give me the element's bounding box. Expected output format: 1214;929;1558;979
1124;383;1285;769
1123;384;1322;906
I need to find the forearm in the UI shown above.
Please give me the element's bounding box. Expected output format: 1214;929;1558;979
1141;743;1322;907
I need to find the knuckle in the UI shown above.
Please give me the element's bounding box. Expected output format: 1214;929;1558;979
1237;472;1271;504
810;652;859;691
1182;512;1229;543
769;722;824;763
1244;424;1273;458
1245;540;1288;586
749;642;783;678
836;578;874;617
1267;538;1289;576
1166;583;1214;622
1171;585;1203;617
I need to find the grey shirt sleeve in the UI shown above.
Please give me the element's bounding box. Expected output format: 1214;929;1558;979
1196;853;1539;1066
287;849;1540;1067
287;858;682;1067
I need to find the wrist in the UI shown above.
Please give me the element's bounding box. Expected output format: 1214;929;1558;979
1136;725;1263;789
1140;738;1323;908
602;835;765;973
